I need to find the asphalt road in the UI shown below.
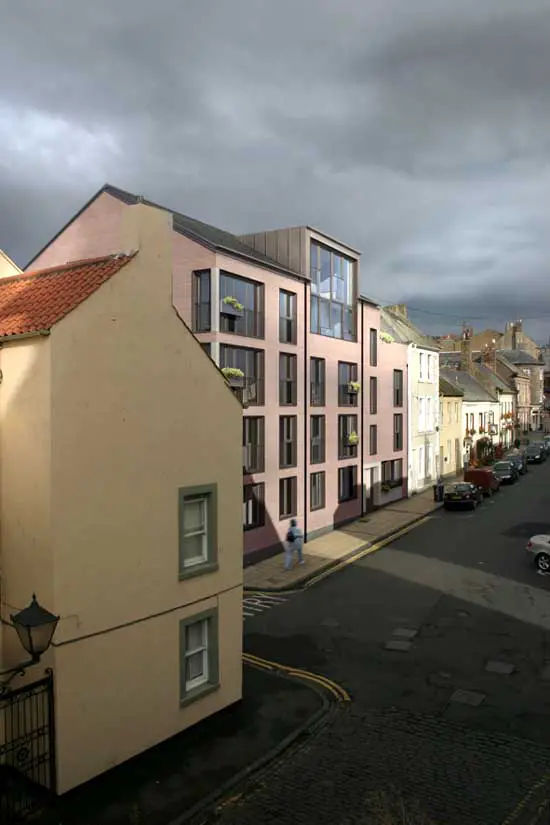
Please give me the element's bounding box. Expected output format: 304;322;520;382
216;459;550;825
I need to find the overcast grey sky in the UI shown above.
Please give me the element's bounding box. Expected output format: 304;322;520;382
2;0;550;341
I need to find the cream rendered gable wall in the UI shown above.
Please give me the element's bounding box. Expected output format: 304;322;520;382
43;203;243;792
0;249;22;278
0;336;54;672
408;345;440;493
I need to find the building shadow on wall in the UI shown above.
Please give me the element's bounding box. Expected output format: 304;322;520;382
242;483;284;568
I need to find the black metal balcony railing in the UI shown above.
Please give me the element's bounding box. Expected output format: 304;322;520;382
226;375;264;407
220;307;264;338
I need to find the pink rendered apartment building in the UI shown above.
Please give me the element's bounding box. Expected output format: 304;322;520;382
24;185;408;565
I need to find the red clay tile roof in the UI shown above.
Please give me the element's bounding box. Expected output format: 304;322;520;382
0;253;136;338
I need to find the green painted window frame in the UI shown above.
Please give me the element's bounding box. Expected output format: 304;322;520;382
178;483;219;580
179;607;220;707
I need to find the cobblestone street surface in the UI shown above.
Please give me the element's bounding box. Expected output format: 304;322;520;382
197;706;550;825
212;458;550;823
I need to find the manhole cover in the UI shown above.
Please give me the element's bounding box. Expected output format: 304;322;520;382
392;627;418;639
450;689;485;707
321;618;340;628
384;640;413;652
485;660;515;675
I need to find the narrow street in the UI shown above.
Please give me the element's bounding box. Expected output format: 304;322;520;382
217;460;550;824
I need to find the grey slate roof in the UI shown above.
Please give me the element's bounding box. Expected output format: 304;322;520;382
498;348;541;366
439;376;464;397
104;185;303;278
496;352;519;373
473;360;515;394
440;351;461;367
439;367;496;402
380;307;439;350
26;183;303;278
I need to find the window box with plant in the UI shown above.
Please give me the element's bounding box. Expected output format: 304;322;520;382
345;431;359;447
381;480;402;493
348;381;361;395
221;366;245;388
220;296;244;319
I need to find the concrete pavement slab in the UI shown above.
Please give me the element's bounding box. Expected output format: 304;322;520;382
450;689;486;706
392;627;418;638
486;660;515;674
384;640;413;651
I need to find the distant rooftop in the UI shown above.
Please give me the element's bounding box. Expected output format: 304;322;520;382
380;307;439;350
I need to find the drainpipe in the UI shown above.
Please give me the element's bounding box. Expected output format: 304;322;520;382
303;280;308;542
360;303;365;513
210;267;220;365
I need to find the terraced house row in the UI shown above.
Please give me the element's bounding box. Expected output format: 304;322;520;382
21;184;447;565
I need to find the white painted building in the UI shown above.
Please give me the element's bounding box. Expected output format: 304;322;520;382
440;367;499;463
381;307;440;493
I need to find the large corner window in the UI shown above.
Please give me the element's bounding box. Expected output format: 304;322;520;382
192;270;211;333
220;344;264;405
310;242;355;341
220;271;264;338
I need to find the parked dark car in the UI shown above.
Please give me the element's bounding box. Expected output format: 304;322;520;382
532;440;550;457
525;444;545;463
508;453;528;475
492;460;519;484
463;468;500;496
443;482;484;511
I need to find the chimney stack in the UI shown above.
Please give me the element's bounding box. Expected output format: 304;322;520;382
460;323;473;373
482;338;497;371
386;304;408;319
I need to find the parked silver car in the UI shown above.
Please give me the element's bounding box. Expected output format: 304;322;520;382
526;535;550;573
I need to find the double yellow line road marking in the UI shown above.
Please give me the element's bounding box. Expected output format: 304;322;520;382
242;518;434;704
243;651;351;702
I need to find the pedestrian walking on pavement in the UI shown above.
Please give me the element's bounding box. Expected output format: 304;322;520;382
284;518;304;571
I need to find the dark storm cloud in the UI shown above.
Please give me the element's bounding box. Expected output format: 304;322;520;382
1;0;550;340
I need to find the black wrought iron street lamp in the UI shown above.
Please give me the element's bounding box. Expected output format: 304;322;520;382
0;594;59;695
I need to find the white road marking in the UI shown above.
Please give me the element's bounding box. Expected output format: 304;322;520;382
243;593;288;620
